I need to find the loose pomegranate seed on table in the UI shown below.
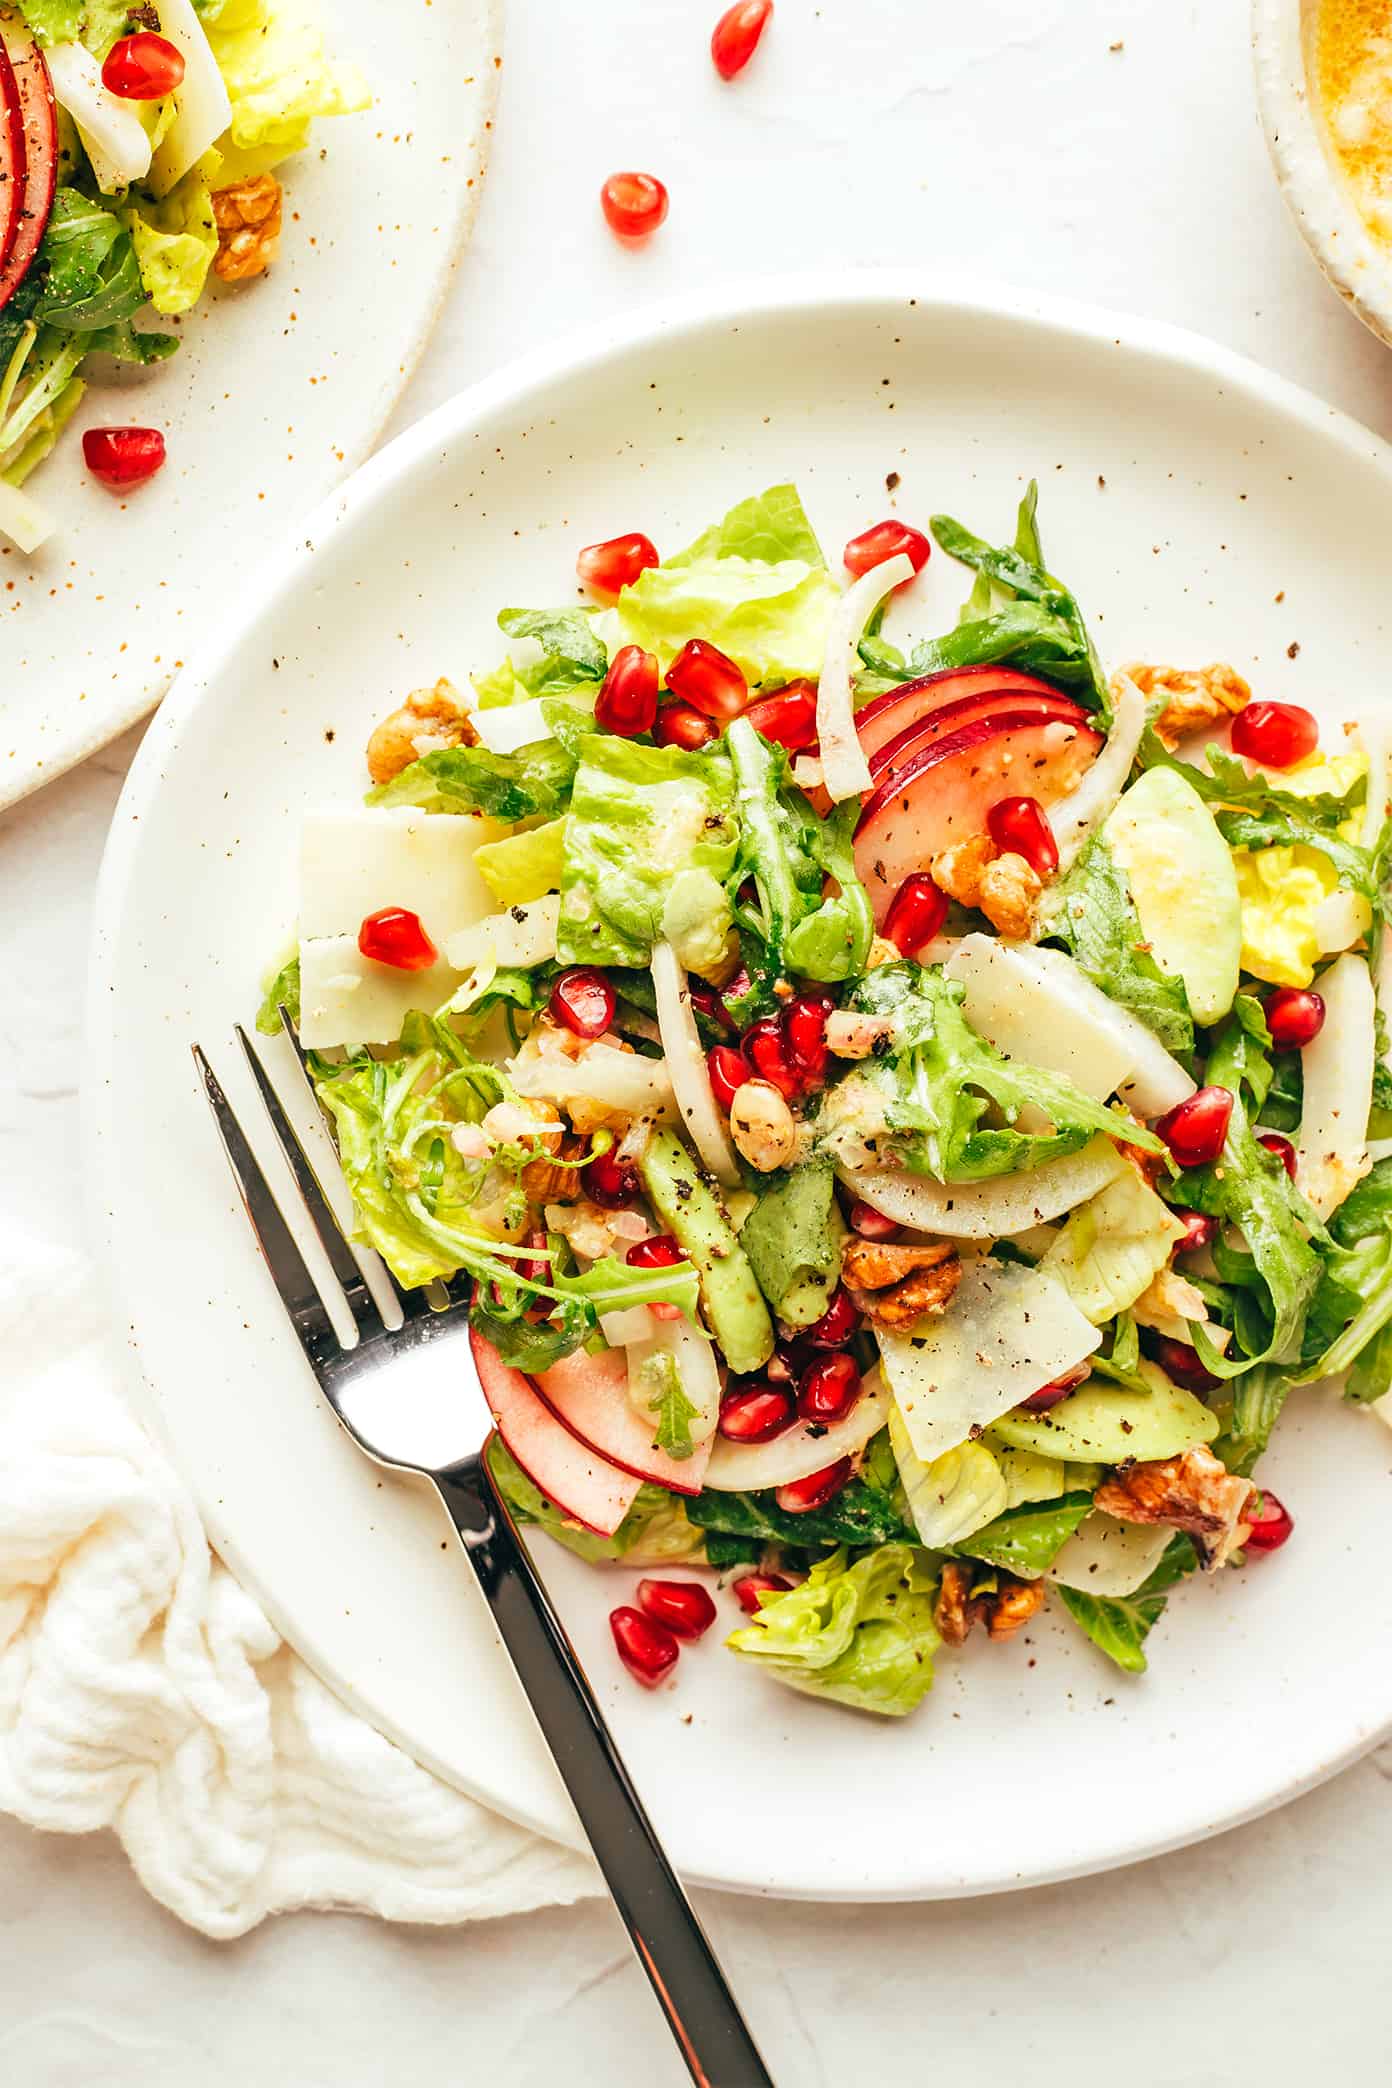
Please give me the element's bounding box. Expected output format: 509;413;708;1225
842;519;931;584
1020;1363;1091;1413
357;906;438;971
600;170;669;240
711;0;773;80
595;644;660;737
803;1285;861;1349
797;1352;861;1425
742;681;819;752
101;30;184;97
654;701;718;750
848;1199;899;1241
718;1383;797;1443
1243;1488;1294;1553
609;1605;680;1687
707;1043;753;1112
1231;701;1319;769
987;795;1060;877
575;531;659;599
666;638;749;721
549;966;615;1039
775;1457;854;1514
1151;1336;1219;1395
83;427;166;490
636;1578;718;1640
1157;1085;1233;1167
1176;1210;1217;1255
732;1572;792;1615
883;873;948;956
1265;986;1325;1049
583;1147;641;1207
1259;1132;1298;1179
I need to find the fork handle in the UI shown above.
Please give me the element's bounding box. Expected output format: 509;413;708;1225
435;1458;773;2088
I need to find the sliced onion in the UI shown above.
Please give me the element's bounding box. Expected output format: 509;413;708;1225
650;938;740;1186
815;552;914;803
46;40;152;191
702;1368;889;1490
0;478;54;556
837;1136;1125;1241
1012;944;1195;1117
512;1041;677;1122
146;0;233;197
1296;951;1374;1219
1049;673;1146;875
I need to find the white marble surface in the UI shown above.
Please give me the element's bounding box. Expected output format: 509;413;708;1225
4;0;1392;2078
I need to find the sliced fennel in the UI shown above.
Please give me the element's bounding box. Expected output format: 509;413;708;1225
991;1364;1218;1463
1050;673;1146;873
651;938;740;1187
816;553;914;801
1296;951;1374;1220
838;1135;1125;1241
46;42;153;191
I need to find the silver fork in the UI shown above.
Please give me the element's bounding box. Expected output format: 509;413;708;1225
193;1016;773;2088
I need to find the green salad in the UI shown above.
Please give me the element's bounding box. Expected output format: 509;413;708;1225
259;480;1392;1715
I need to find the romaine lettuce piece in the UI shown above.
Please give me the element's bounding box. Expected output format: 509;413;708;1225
1040;1166;1185;1324
199;0;371;186
726;1545;940;1718
472;819;567;906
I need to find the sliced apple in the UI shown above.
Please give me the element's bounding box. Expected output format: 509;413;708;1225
856;666;1077;768
701;1368;889;1491
532;1346;713;1496
854;708;1103;922
868;690;1089;799
0;29;23;275
0;13;56;316
471;1330;641;1536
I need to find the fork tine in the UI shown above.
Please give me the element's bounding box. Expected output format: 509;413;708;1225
235;1025;380;1337
192;1045;339;1375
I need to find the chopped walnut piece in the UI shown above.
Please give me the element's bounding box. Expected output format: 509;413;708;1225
212;174;284;283
934;1561;1045;1645
934;1561;984;1647
1117;661;1251;752
520;1135;587;1206
840;1235;961;1330
977;850;1042;940
985;1576;1047;1641
366;678;478;784
1094;1445;1254;1570
931;833;997;910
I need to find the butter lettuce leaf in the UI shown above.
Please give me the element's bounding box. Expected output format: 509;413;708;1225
368;735;580;819
486;1439;705;1566
200;0;371;185
122;168;218;316
726;1544;940;1717
669;481;827;570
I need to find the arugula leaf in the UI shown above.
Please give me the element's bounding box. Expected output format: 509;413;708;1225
1085;1311;1152;1392
1135;730;1362;829
1055;1535;1196;1673
367;735;581;818
687;1454;914;1550
1329;1156;1392;1246
634;1347;700;1461
702;1530;763;1569
950;1491;1094;1576
1210;1367;1289;1475
469;1296;586;1373
33;192;146;333
724;716;838;1014
1043;835;1194;1053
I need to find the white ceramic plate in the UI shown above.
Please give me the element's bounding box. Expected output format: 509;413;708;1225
88;278;1392;1901
0;0;500;811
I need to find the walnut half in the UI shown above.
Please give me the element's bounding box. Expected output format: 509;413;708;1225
934;1561;1047;1646
1117;661;1251;752
366;678;478;785
212;175;283;283
1094;1445;1254;1570
840;1235;961;1330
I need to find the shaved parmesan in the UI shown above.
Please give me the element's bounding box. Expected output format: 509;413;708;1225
472;699;554;756
0;478;54;556
702;1369;889;1491
816;553;914;802
945;935;1135;1102
1013;944;1194;1118
877;1257;1100;1465
1045;1513;1173;1597
298;936;463;1047
651;939;740;1187
512;1041;677;1122
837;1135;1125;1241
147;0;232;197
300;806;505;940
445;895;560;973
1050;674;1146;873
46;41;152;191
1296;950;1375;1219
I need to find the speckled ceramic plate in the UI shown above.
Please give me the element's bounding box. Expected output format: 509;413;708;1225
88;278;1392;1900
0;0;500;811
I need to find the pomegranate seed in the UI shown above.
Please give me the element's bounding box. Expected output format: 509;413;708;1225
601;170;669;239
707;1043;753;1112
883;873;948;956
357;906;438;971
1151;1336;1219;1395
575;531;659;600
744;1016;802;1100
654;701;717;750
101;30;184;98
848;1199;899;1240
637;1577;718;1639
1020;1363;1091;1413
804;1286;861;1349
583;1147;640;1207
595;644;660;737
1176;1210;1217;1255
549;967;616;1040
1259;1132;1298;1179
742;681;819;753
690;982;736;1034
609;1605;679;1687
775;1457;854;1514
843;520;931;585
987;795;1060;878
785;991;833;1081
1231;701;1319;770
666;638;749;722
82;426;166;490
718;1383;797;1443
626;1232;683;1272
1265;986;1325;1050
1244;1488;1294;1553
797;1352;861;1424
765;1340;808;1384
732;1572;792;1614
711;0;773;80
1157;1086;1233;1168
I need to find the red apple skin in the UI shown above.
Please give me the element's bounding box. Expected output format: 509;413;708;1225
0;16;56;315
0;32;23;277
854;708;1103;922
528;1348;712;1497
868;690;1088;799
470;1329;642;1536
854;666;1073;767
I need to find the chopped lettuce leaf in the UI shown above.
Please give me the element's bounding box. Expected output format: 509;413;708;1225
199;0;371;185
472;819;567;906
687;1437;913;1551
368;735;580;819
485;1438;704;1565
122;165;218;315
888;1405;1009;1547
668;482;827;570
727;1544;940;1718
950;1491;1094;1577
15;0;83;40
254;951;300;1035
1041;1166;1185;1323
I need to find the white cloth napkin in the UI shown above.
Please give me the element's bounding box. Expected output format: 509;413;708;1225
0;1224;599;1938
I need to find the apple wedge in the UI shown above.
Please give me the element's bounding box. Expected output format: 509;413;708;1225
532;1346;713;1496
867;689;1089;799
0;11;55;314
471;1330;641;1536
856;666;1076;768
855;708;1102;921
0;29;23;275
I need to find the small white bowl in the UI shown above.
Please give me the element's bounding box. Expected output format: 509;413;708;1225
1253;0;1392;347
